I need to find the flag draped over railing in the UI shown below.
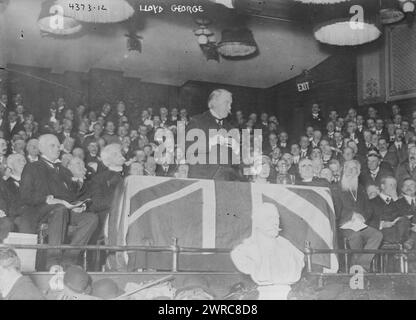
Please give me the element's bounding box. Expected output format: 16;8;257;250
107;176;338;273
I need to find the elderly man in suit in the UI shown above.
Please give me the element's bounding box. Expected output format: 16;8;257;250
332;160;383;272
19;134;98;270
185;89;240;181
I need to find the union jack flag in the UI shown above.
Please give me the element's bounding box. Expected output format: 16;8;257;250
107;176;339;272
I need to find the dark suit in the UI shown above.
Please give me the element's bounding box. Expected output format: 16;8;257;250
368;196;410;243
396;161;416;188
155;164;177;177
19;158;98;269
380;150;399;172
87;168;124;224
389;143;408;165
5;121;24;140
57;131;75;144
0;179;15;241
359;165;394;188
305;113;325;131
186;111;240;181
332;183;383;270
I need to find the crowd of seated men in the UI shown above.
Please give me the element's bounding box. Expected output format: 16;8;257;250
0;90;415;273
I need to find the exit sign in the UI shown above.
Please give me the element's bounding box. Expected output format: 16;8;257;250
297;81;310;92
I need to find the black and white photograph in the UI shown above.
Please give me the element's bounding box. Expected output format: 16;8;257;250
0;0;416;306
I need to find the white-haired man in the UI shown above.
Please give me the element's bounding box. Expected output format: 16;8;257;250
19;134;98;270
185;89;240;181
332;160;383;272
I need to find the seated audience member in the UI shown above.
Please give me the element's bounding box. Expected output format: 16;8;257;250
19;134;98;270
368;177;410;244
129;162;144;176
291;144;301;165
270;147;282;167
26;138;39;163
328;159;342;183
102;121;119;145
366;185;380;200
57;119;74;143
174;163;189;179
134;150;146;164
251;156;271;184
395;179;416;249
310;148;322;161
2;154;27;234
0;247;45;300
396;146;416;188
310;130;322;149
278;132;290;154
61;153;73;168
61;136;75;156
11;135;26;155
297;158;328;187
155;152;176;177
306;103;325;131
264;132;278;156
144;156;157;176
83;123;103;149
312;158;324;178
320;168;333;184
356;115;365;135
389;127;408;165
359;151;393;188
332;160;383;271
321;145;335;166
0;181;14;241
324;121;336;144
275;159;294;185
299;136;311;159
89;143;125;228
281;153;298;178
72;147;85;161
378;138;398;171
0;138;8;176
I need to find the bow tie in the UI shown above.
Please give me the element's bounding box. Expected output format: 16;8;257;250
385;197;391;205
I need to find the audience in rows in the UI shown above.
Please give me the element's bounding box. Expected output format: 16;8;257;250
0;91;415;274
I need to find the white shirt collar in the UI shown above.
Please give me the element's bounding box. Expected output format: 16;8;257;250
379;193;393;203
41;155;61;166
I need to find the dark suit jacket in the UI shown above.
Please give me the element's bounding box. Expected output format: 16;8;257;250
396;161;416;188
5;121;24;140
87;168;123;214
395;197;416;223
367;196;402;229
332;184;373;227
57;131;76;144
389;143;408;165
305;113;325;131
1;178;26;218
20;158;76;208
380;150;399;171
186;111;239;180
359;165;394;188
155;164;177;177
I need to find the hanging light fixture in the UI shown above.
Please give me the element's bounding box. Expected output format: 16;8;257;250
293;0;350;4
38;0;82;36
217;28;258;57
56;0;134;23
312;0;382;46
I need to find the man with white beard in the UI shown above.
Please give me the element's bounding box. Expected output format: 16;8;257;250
333;160;383;272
